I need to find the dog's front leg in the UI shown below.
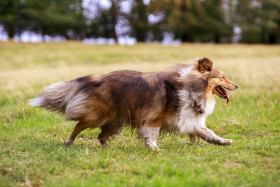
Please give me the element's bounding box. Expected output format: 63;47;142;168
139;125;160;150
196;127;233;145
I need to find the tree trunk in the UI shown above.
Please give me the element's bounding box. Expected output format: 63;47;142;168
109;0;119;43
7;25;15;39
268;34;276;44
181;32;193;42
214;33;221;43
135;0;147;42
136;29;146;42
111;2;118;43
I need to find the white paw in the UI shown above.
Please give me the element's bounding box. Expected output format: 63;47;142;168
151;145;160;151
221;139;233;145
64;138;73;146
147;141;160;151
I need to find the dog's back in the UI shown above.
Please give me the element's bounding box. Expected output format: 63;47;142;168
29;69;180;139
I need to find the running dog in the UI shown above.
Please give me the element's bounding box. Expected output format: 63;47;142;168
29;57;238;150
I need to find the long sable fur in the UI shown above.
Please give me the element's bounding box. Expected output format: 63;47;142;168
29;57;238;149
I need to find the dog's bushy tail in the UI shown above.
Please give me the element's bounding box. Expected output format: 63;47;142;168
28;81;87;120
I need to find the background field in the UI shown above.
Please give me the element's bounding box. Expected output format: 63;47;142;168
0;42;280;186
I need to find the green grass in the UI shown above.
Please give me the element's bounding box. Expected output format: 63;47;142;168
0;42;280;186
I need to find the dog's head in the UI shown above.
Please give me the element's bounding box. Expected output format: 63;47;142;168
180;57;238;113
197;57;238;102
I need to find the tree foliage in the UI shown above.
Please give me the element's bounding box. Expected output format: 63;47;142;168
235;0;280;43
0;0;85;40
0;0;279;43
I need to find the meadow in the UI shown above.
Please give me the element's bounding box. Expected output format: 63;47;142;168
0;42;280;186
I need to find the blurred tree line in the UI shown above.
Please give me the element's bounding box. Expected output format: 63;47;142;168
0;0;279;43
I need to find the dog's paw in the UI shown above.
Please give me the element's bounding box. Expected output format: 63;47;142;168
148;144;160;151
153;146;160;152
220;139;233;145
64;138;73;146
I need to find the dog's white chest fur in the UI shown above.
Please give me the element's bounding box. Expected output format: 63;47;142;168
173;65;216;134
176;89;215;134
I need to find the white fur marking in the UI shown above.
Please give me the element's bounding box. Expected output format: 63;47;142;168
44;82;65;90
65;93;88;120
139;126;160;150
176;65;216;134
179;65;194;78
204;99;216;115
28;97;43;106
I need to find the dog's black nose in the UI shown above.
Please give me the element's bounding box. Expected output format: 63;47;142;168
235;85;238;89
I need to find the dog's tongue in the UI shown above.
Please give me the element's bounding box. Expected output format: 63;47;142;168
225;92;230;104
220;87;230;104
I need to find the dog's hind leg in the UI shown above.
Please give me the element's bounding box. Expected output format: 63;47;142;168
196;127;233;145
65;116;109;146
64;121;89;146
139;120;162;150
98;123;124;147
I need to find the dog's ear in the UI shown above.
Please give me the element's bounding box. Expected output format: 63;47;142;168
197;57;213;74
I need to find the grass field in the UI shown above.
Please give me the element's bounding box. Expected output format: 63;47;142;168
0;42;280;186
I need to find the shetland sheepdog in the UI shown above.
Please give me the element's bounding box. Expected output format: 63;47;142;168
29;57;238;150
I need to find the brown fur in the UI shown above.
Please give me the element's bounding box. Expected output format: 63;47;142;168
62;70;183;146
29;57;238;148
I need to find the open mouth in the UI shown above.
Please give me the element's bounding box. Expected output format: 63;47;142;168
215;86;230;104
194;102;203;113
